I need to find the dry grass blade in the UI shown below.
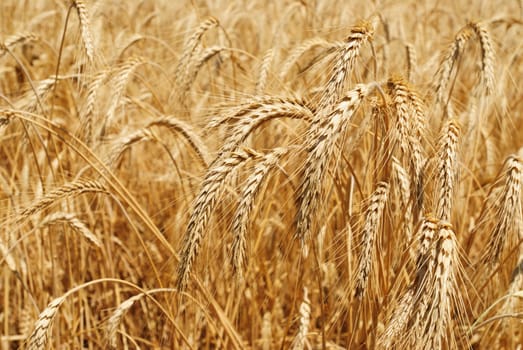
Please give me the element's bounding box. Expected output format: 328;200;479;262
295;83;376;255
176;147;262;290
354;181;390;298
231;147;288;279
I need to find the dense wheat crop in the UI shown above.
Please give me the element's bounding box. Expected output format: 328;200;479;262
1;0;523;349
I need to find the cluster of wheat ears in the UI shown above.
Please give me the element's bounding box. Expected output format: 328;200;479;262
0;0;522;349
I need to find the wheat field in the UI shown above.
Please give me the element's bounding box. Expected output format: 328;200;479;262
1;0;522;349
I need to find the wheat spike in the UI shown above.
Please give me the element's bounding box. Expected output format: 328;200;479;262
317;19;376;112
434;25;474;105
26;296;67;350
175;16;219;89
17;180;108;223
485;152;523;263
354;181;390;298
176;147;262;290
470;21;495;95
296;83;376;255
290;287;311;350
40;212;102;248
106;294;144;348
72;0;95;62
231;147;288;279
433;119;461;222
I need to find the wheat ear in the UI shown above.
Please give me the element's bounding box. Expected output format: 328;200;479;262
175;16;219;89
72;0;94;62
469;21;495;95
176;147;262;290
295;83;376;255
354;181;390;298
26;295;67;350
17;180;108;223
40;212;101;248
231;147;288;279
485;152;523;263
317;19;376;112
433;119;461;221
434;25;474;105
290;287;311;350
